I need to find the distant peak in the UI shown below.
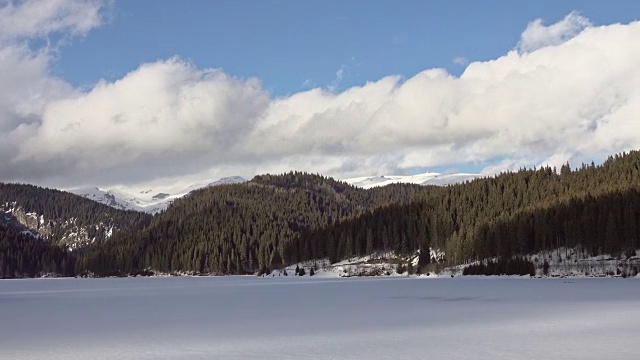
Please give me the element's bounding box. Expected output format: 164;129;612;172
208;176;247;186
343;172;481;189
152;193;170;200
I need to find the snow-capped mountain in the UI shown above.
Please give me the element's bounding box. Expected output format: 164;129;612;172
70;176;246;214
71;172;476;213
343;172;481;189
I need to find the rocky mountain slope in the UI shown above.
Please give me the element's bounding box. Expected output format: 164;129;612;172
0;184;151;251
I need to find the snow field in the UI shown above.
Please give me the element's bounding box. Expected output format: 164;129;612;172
1;276;639;359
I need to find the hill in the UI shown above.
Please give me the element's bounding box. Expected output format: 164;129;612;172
78;172;425;276
0;183;151;251
0;183;152;277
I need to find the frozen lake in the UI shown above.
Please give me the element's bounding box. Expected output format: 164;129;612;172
1;276;638;359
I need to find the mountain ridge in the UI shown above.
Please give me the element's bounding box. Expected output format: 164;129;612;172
343;172;481;189
0;183;151;252
69;176;247;213
69;172;478;213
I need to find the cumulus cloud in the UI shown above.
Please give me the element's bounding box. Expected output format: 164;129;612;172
518;11;592;53
0;3;639;191
20;59;267;164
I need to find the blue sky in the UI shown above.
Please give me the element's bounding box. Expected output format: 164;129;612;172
0;0;639;190
55;0;640;96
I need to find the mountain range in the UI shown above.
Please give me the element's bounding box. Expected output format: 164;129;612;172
342;172;481;189
3;151;640;279
70;173;479;213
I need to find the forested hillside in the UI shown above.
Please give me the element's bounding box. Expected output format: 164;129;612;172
0;184;152;277
287;151;640;272
0;225;76;278
0;184;151;250
78;172;424;276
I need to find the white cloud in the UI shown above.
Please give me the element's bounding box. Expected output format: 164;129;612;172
452;57;468;66
21;59;267;160
336;65;345;81
0;5;639;191
0;0;108;43
518;11;592;53
0;0;107;183
328;64;347;92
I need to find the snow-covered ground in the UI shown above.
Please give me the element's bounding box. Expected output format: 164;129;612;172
1;277;638;359
278;249;443;278
530;247;640;277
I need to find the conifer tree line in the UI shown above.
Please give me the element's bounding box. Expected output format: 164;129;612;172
0;225;76;278
462;257;536;276
1;151;640;278
287;151;640;270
